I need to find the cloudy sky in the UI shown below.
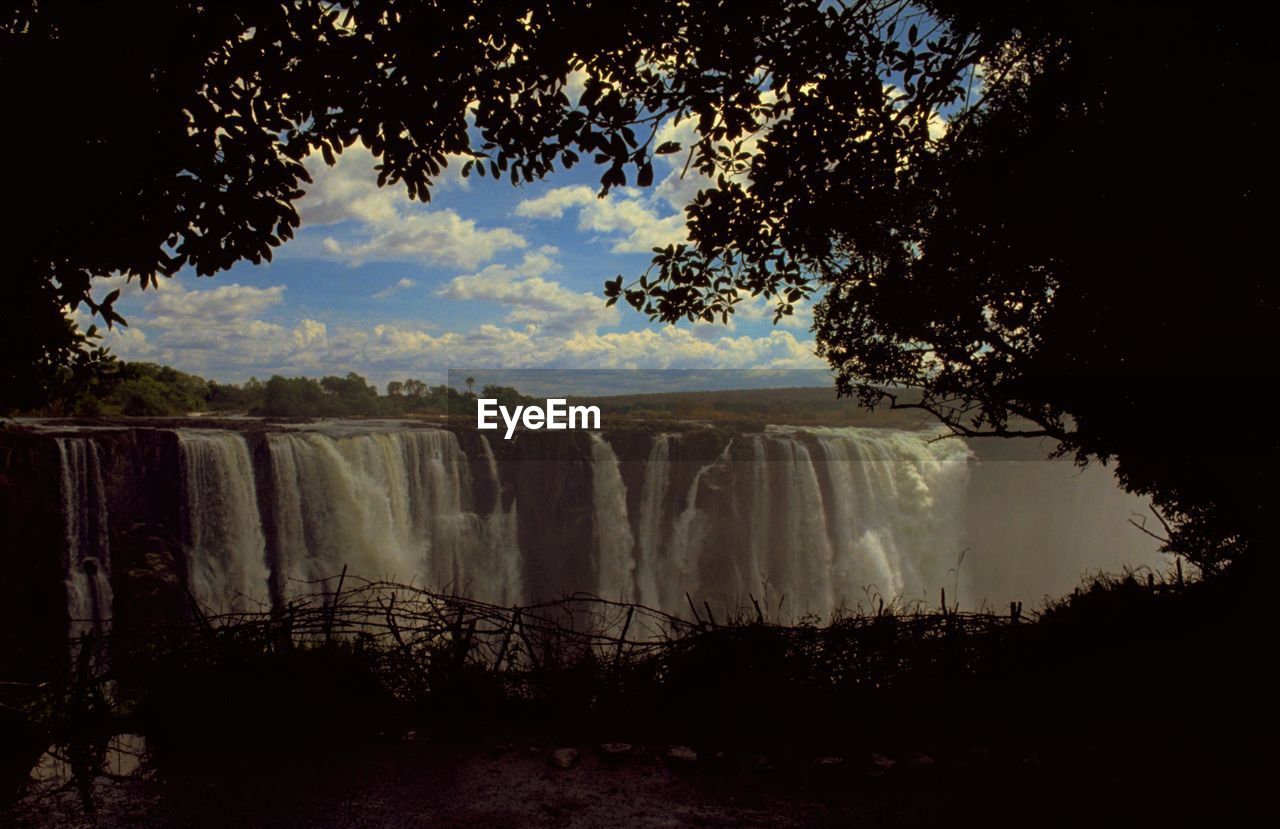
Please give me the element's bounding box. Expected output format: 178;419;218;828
86;113;826;391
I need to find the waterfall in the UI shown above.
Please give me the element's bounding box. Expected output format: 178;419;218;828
731;428;972;615
589;433;637;603
634;435;672;609
623;427;973;620
56;437;112;640
771;435;837;616
661;443;732;612
38;419;1152;635
178;431;270;615
266;428;517;604
811;428;971;604
742;436;769;607
478;435;522;606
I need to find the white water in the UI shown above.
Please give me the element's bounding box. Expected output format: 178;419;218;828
49;422;1159;628
660;443;732;613
634;435;672;609
178;431;270;615
478;436;522;606
589;433;637;603
56;438;112;640
633;428;973;618
806;428;971;608
267;428;519;605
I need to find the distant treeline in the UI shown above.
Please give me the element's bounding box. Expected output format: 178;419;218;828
32;361;931;427
33;361;534;419
578;386;931;429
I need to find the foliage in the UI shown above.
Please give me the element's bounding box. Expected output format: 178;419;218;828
3;0;731;412
22;362;213;418
23;363;487;419
113;363;211;416
579;386;927;428
479;384;538;411
5;1;1272;564
13;566;1264;817
207;377;266;412
596;2;1274;567
248;373;470;417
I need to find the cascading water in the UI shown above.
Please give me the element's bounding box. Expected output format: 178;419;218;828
267;427;519;605
630;428;972;618
634;434;672;609
589;433;637;603
475;435;522;606
178;431;270;615
768;434;838;616
56;437;112;640
659;443;732;613
805;427;971;607
39;420;1157;632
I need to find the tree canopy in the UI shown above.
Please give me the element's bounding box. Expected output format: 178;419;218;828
4;1;1275;566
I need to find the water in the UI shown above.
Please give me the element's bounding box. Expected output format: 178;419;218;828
589;433;637;603
660;443;731;613
56;437;112;640
267;428;519;604
634;434;672;609
178;431;270;614
630;428;972;617
48;422;1160;625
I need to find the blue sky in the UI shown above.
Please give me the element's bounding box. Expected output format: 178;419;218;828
85;111;825;392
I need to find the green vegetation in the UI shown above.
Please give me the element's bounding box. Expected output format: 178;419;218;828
26;363;481;419
579;387;930;429
5;1;1271;567
37;362;212;418
35;365;917;427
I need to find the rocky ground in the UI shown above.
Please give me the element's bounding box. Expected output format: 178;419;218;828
9;738;838;828
3;732;1248;828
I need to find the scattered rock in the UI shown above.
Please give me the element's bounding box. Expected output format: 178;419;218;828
665;745;698;764
485;739;515;757
704;751;734;769
868;753;896;774
814;756;845;767
598;742;633;760
902;752;936;769
549;747;579;769
739;753;770;772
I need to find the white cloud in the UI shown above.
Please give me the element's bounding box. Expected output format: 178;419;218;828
564;67;589;107
561;327;823;370
513;186;596;220
514;98;778;257
293;319;328;348
74;309;158;361
146;282;286;326
649;90;779;214
652;116;706;211
437;247;618;333
372;278;417;300
733;292;814;331
516;185;686;253
87;274;141;304
100;276;823;387
300;149;525;268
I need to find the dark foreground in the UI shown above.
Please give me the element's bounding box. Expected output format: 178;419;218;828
4;567;1273;827
8;729;1266;829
